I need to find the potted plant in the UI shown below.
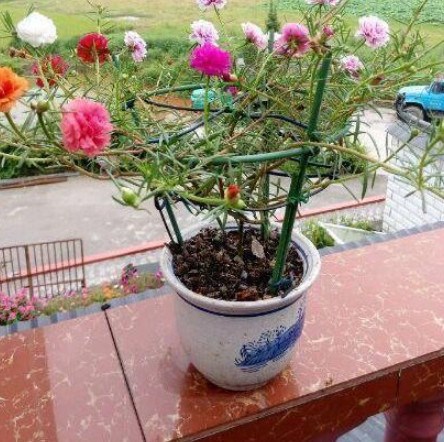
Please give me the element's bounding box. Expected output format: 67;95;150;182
1;0;443;390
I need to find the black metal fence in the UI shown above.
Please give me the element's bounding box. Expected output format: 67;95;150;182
0;239;86;298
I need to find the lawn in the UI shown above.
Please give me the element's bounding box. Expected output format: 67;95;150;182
1;0;443;44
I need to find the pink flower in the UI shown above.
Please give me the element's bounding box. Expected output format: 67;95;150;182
196;0;227;10
306;0;340;5
189;20;219;46
274;23;311;57
340;55;364;76
241;22;268;50
190;43;232;77
61;98;113;157
355;16;390;49
124;31;147;62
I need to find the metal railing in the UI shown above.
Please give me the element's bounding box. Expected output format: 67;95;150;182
0;239;86;298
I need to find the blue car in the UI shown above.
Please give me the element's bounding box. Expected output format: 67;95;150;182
395;80;444;121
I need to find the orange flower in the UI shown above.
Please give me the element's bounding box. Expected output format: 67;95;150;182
0;67;28;113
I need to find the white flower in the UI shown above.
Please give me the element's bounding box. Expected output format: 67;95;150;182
16;12;57;48
124;31;147;62
189;20;219;46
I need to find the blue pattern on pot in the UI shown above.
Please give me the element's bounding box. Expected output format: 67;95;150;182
235;308;305;373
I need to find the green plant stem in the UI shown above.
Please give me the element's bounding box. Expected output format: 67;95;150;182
260;173;270;240
95;56;100;86
202;146;310;165
4;112;27;142
37;113;54;142
237;219;244;256
143;84;204;99
0;151;51;162
204;76;210;137
307;51;332;141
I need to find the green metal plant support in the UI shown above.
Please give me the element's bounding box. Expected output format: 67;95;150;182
269;52;333;293
164;196;184;246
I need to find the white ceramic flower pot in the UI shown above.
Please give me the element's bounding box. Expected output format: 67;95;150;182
160;223;321;391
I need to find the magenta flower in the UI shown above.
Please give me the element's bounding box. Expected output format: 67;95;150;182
355;16;390;49
190;43;232;77
241;22;268;50
196;0;227;10
189;20;219;46
61;98;113;157
306;0;340;5
340;55;364;76
274;23;311;57
124;31;147;62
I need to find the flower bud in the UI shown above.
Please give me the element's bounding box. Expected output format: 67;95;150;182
31;100;49;114
409;128;420;139
322;25;335;39
121;187;139;207
224;184;246;209
222;73;238;83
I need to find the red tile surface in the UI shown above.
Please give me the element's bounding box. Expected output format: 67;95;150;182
0;313;143;442
200;373;399;442
107;228;444;441
397;352;444;405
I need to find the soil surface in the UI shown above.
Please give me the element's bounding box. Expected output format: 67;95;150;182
171;228;304;301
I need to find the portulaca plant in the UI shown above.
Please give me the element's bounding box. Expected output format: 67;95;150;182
1;0;443;296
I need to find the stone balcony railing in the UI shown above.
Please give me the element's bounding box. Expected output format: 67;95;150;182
0;222;443;441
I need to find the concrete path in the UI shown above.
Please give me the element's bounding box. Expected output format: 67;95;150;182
0;174;387;256
1;106;393;256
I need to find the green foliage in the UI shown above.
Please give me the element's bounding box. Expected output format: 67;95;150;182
39;272;162;316
336;216;377;232
280;0;444;24
302;221;335;249
1;0;443;290
266;0;280;33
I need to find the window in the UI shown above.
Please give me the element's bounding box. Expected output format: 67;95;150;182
431;82;444;93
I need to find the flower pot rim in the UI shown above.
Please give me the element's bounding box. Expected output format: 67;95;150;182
160;221;321;316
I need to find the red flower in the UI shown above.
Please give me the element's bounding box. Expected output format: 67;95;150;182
31;55;69;88
225;184;240;202
77;33;110;64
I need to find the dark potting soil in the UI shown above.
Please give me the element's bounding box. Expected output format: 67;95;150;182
170;228;304;301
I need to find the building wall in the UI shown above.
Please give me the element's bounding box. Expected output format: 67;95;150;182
383;122;444;232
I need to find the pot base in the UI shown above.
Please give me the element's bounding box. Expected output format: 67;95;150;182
161;222;321;391
205;374;269;391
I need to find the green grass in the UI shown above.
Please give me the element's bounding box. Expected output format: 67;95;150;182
1;0;443;64
280;0;444;25
40;272;163;316
2;0;443;43
302;221;335;249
